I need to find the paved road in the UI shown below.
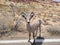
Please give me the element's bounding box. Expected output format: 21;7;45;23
0;38;60;45
0;42;60;45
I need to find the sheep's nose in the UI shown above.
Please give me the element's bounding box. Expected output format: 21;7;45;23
27;22;30;23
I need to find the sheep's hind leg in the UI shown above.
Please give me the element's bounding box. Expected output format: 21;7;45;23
38;24;41;37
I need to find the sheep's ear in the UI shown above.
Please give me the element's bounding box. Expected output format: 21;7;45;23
30;12;34;18
21;12;26;19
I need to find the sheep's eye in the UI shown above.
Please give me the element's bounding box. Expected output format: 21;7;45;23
22;15;26;19
31;15;34;18
22;15;25;17
31;15;33;17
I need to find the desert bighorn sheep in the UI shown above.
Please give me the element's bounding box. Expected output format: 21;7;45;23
21;12;43;42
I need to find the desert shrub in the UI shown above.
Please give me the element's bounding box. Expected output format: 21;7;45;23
47;25;60;35
13;2;36;12
0;2;28;33
43;21;49;25
0;12;14;35
42;19;50;25
52;18;59;22
14;17;26;32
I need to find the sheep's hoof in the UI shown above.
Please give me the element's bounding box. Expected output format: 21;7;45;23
37;37;44;39
28;40;30;42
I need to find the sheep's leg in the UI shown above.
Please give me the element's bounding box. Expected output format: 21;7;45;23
39;25;41;37
28;32;31;42
39;28;41;37
33;32;35;42
38;20;41;37
33;32;35;39
33;32;35;40
35;30;38;37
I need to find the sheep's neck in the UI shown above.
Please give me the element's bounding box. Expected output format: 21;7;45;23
26;23;31;30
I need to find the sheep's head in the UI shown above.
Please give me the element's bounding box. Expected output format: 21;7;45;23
21;12;34;23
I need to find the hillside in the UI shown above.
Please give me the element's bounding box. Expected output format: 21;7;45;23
0;1;60;39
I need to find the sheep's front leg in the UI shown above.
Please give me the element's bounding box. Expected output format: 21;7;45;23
28;32;31;42
33;32;35;42
33;32;35;39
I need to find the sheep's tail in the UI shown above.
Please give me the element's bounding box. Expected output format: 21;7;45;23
40;19;46;25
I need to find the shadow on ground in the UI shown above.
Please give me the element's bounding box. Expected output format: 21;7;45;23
30;37;44;45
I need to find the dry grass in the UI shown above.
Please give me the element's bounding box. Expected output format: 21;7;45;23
0;12;14;36
47;25;60;35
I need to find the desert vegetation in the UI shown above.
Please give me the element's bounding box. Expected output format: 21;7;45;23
0;0;60;39
47;25;60;35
